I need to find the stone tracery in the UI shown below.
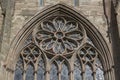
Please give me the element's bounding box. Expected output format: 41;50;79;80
14;16;104;80
34;16;84;54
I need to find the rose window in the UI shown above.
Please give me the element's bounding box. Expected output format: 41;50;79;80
14;16;105;80
35;17;84;54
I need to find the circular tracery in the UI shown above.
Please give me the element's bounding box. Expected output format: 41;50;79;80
55;32;64;39
34;16;84;54
14;16;104;80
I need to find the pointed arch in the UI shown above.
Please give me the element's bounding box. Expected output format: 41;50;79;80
5;3;114;80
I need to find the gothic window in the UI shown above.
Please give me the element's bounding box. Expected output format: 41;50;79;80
14;16;104;80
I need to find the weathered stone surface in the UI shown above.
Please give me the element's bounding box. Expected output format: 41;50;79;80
10;0;109;45
0;0;120;80
20;9;38;16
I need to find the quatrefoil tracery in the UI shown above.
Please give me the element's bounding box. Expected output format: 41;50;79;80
79;46;98;64
21;44;40;64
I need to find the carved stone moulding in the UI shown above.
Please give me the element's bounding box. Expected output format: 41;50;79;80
4;3;114;80
33;16;85;55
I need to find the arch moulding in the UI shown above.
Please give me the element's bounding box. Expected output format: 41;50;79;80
4;3;114;80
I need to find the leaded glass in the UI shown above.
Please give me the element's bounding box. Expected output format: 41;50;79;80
96;68;104;80
61;64;69;80
74;59;82;80
14;68;23;80
14;16;105;80
85;65;93;80
96;58;104;80
14;57;23;80
26;64;34;80
50;64;58;80
37;58;45;80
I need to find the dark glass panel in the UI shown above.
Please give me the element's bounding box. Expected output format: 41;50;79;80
26;64;34;80
37;58;45;80
37;67;45;80
74;59;82;80
14;57;23;80
61;64;69;80
96;68;104;80
50;64;58;80
96;58;104;80
85;65;93;80
14;67;23;80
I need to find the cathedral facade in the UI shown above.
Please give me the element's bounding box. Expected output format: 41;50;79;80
0;0;120;80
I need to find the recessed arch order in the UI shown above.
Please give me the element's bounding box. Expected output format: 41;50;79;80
5;3;114;80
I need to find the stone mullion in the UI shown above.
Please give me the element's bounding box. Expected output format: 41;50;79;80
93;59;96;80
23;71;26;80
23;61;27;80
69;71;73;80
34;73;37;80
82;63;85;80
46;61;50;80
93;72;96;80
34;61;38;80
69;66;73;80
70;53;75;80
46;71;49;80
58;72;61;80
69;70;74;80
82;72;85;80
58;64;61;80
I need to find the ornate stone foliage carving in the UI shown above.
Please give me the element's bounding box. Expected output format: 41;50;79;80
14;16;104;80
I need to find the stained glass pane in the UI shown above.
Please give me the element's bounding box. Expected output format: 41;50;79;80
61;64;69;80
14;57;23;80
86;37;94;46
85;65;93;80
26;64;34;80
96;68;104;80
50;64;58;80
96;58;104;80
96;58;102;65
37;58;45;80
14;16;106;80
14;67;23;80
74;59;82;80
